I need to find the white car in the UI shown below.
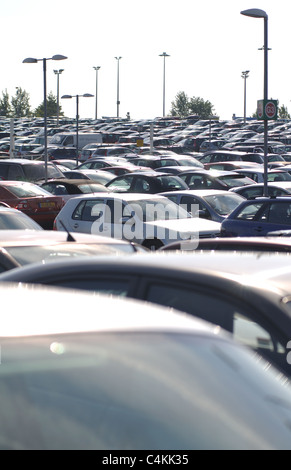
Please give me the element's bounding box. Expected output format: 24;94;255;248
53;192;221;250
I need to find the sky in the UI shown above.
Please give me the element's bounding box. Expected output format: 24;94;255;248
1;0;291;122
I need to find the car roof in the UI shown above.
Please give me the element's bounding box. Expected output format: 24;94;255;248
238;196;291;203
161;236;291;252
0;159;53;165
0;284;220;338
43;178;109;187
160;189;244;197
60;192;171;202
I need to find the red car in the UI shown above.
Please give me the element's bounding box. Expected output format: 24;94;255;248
0;181;64;229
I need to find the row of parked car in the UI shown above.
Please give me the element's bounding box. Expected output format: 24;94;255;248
1;116;291;449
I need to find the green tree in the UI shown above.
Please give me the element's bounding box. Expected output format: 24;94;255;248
11;87;31;117
170;91;216;119
278;104;290;119
170;91;190;117
188;96;215;119
0;89;11;116
34;91;63;118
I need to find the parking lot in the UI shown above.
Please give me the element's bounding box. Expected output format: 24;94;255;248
2;114;291;449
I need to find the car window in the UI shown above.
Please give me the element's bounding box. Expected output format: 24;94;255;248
157;176;186;191
180;195;202;216
107;176;133;191
7;165;24;180
133;178;151;192
0;165;8;180
235;202;264;220
264;202;291;224
185;175;207;189
239;188;263;199
73;199;105;221
48;278;130;296
144;282;286;371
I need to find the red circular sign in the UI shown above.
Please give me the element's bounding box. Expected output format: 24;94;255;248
265;101;276;118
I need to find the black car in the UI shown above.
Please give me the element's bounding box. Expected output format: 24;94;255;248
105;171;189;193
40;178;109;201
0;159;64;183
2;251;291;376
198;150;264;165
230;182;291;199
178;169;255;190
47;147;78;160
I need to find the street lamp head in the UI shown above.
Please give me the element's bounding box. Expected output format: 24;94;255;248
115;56;122;60
82;94;94;98
23;57;38;63
159;52;170;57
241;8;268;19
52;54;67;61
61;94;72;99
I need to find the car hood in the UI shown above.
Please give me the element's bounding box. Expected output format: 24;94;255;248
145;217;221;235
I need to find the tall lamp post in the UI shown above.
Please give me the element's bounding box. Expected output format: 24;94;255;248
23;54;67;182
241;8;268;197
61;93;94;165
159;52;170;117
93;66;101;120
54;68;64;126
115;57;122;118
241;70;250;124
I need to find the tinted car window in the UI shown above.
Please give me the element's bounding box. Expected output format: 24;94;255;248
235;203;264;220
48;278;130;296
8;165;24;180
144;282;286;369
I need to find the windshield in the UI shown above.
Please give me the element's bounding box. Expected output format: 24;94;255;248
124;197;191;221
23;164;64;182
3;182;53;197
204;193;244;215
220;175;255;187
4;244;127;265
0;332;291;449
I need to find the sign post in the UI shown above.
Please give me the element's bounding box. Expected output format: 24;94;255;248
257;99;278;120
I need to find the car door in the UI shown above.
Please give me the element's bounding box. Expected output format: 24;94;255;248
224;201;291;236
70;197;108;234
179;195;211;218
222;201;267;236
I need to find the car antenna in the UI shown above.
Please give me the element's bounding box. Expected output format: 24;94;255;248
59;220;76;242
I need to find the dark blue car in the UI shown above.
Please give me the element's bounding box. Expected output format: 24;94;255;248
221;197;291;237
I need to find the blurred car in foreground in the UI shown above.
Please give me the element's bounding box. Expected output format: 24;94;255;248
3;251;291;377
160;189;245;222
221;197;291;237
0;206;43;230
0;229;144;273
53;193;221;250
0;283;291;449
0;181;64;229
